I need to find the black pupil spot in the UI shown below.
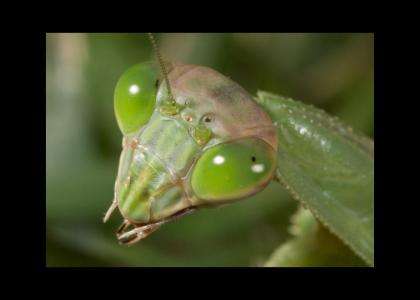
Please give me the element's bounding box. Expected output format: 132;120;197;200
251;156;256;162
204;116;212;122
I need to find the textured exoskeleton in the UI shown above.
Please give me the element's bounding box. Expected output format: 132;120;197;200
104;62;278;245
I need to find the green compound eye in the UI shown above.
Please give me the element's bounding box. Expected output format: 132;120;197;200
191;138;277;202
114;62;160;135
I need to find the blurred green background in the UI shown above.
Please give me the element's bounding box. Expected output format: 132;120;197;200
46;33;374;267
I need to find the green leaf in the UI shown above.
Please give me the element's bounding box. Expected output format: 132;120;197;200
256;91;374;266
265;207;366;267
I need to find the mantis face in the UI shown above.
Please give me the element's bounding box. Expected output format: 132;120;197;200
105;62;277;245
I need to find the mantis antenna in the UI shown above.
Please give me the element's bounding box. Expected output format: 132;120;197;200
147;33;175;104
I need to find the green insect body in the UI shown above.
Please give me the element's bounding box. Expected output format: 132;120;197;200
104;62;278;245
256;92;374;265
104;59;374;266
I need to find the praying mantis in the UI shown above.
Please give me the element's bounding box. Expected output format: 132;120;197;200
103;33;374;266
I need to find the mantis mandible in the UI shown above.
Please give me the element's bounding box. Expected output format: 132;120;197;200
103;33;374;266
